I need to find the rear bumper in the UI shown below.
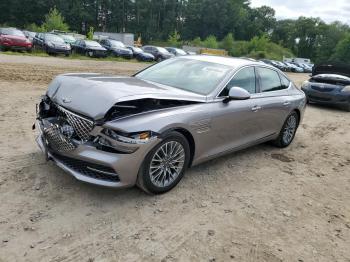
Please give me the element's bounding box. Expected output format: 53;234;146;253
35;120;160;188
302;87;350;106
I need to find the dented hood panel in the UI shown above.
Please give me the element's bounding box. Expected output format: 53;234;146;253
47;73;206;120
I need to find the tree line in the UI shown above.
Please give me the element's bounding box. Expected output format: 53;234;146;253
1;0;350;63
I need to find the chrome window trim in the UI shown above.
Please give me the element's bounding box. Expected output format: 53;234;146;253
213;64;292;101
214;65;258;99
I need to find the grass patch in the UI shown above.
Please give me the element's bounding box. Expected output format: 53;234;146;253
0;50;151;64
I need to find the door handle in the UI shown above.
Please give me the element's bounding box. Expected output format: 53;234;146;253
251;105;262;112
283;101;291;106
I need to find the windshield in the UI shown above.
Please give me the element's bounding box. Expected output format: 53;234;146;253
45;34;65;43
157;47;170;54
85;40;102;47
110;40;125;48
133;47;143;52
61;35;75;41
0;28;25;37
135;58;232;95
175;48;187;55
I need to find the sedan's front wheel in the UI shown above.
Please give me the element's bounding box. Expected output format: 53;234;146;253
137;131;190;194
273;111;299;148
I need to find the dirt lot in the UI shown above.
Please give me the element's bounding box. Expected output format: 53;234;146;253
0;54;349;262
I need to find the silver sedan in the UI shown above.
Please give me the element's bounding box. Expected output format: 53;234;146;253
35;56;306;194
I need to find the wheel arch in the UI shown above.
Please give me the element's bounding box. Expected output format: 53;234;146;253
162;127;196;168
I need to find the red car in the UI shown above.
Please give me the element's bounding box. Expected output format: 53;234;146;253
0;28;32;52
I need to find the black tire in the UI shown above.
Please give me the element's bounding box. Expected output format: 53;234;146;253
156;56;163;62
85;51;93;57
137;131;190;194
272;111;299;148
344;103;350;112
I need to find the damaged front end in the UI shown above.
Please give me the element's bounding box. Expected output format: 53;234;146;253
35;96;163;156
33;95;196;188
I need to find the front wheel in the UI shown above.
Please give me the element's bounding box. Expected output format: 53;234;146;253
272;111;299;148
137;131;190;194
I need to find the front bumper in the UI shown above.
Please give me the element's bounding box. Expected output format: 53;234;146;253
302;87;350;107
47;46;70;54
35;120;160;188
2;42;32;50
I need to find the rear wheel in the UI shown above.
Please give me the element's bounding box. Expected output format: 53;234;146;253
272;111;299;148
137;131;190;194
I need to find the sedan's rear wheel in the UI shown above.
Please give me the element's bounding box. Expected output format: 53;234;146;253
273;111;299;148
137;131;190;194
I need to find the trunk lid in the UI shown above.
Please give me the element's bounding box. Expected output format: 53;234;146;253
313;63;350;78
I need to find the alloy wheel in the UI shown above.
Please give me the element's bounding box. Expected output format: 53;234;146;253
149;141;185;188
282;115;297;144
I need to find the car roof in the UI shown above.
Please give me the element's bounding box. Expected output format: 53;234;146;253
182;55;266;68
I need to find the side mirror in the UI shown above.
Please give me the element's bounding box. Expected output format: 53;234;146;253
224;87;251;103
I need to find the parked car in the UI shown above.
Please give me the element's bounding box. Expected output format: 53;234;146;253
281;62;293;72
165;47;187;56
100;39;133;59
260;59;278;68
272;60;288;71
0;28;32;52
50;31;76;45
34;56;306;194
57;34;76;45
33;33;71;56
142;45;174;61
72;40;107;58
284;62;304;73
297;63;312;73
126;46;155;62
301;63;350;111
23;30;36;43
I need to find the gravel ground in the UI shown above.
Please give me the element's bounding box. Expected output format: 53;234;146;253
0;54;349;262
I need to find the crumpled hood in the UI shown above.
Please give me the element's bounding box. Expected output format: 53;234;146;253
46;73;206;120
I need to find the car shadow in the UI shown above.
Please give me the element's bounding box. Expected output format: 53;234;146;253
27;138;292;207
307;102;348;112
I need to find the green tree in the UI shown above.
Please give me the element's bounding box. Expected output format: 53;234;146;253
203;35;218;48
168;30;181;47
249;34;269;52
191;37;202;47
331;34;350;62
41;8;69;32
221;33;234;53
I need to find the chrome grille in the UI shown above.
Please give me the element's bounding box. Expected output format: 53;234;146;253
44;124;76;152
57;106;94;141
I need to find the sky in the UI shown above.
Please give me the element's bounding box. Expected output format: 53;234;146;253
250;0;350;24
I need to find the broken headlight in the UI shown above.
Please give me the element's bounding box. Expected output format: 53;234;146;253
102;129;158;145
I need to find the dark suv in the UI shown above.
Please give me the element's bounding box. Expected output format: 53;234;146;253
142;46;174;62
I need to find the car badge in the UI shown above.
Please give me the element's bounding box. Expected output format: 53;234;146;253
62;97;72;103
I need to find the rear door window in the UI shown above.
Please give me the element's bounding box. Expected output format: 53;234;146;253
257;67;284;92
